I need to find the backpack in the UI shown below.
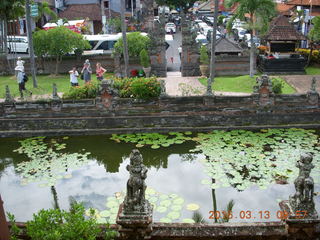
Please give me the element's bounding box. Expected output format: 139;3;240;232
23;74;28;82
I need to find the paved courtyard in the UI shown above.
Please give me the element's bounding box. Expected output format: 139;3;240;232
283;75;320;93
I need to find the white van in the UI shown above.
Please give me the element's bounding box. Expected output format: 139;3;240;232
83;33;122;54
7;36;29;53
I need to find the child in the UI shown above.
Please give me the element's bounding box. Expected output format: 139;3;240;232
69;67;79;86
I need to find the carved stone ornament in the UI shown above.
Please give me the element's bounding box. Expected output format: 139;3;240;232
52;83;60;100
5;85;14;103
288;153;318;219
123;149;151;215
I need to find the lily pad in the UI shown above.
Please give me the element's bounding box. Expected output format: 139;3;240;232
182;218;195;223
186;203;200;211
167;211;180;220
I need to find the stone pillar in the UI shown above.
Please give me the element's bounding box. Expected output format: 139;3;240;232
51;83;62;111
0;194;10;240
181;13;200;77
116;149;153;240
279;153;318;220
4;85;16;113
97;79;119;109
285;219;320;240
141;0;154;31
159;79;167;97
252;75;275;106
149;13;167;77
307;77;319;106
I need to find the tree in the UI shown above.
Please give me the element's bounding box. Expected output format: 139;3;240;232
33;27;90;75
155;0;197;12
226;0;276;77
307;16;320;66
34;1;58;24
114;32;151;57
0;0;25;57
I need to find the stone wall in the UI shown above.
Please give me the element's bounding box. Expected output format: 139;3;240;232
0;92;319;138
215;56;250;76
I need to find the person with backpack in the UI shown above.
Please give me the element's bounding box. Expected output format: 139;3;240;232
16;59;31;99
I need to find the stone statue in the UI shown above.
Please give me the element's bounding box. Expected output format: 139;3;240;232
160;79;167;97
5;85;14;103
99;79;118;97
123;149;150;214
310;77;317;92
52;83;60;100
289;153;318;219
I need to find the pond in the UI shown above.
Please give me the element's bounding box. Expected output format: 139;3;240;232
0;129;319;224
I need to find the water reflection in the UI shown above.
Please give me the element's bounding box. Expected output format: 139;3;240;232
0;135;319;223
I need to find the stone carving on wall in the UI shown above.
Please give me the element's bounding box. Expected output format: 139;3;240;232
253;75;275;106
4;85;15;113
98;79;118;109
181;12;200;76
51;83;62;111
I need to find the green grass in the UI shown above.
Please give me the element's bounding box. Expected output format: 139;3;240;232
198;75;296;94
305;66;320;75
0;73;114;98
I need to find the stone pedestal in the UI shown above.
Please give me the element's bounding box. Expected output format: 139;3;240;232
116;203;153;240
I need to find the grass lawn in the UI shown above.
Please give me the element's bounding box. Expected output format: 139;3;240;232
198;75;296;94
305;66;320;75
0;73;114;98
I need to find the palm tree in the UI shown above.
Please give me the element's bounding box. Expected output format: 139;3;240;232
120;0;129;77
34;1;58;26
226;0;276;77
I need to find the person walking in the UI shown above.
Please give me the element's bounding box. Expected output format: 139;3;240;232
16;62;31;99
81;59;92;83
96;62;106;81
69;66;79;86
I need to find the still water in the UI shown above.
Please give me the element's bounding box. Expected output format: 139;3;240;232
0;133;319;223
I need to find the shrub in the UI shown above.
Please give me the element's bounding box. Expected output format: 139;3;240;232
140;49;150;68
114;32;151;57
63;81;99;99
296;48;320;64
272;78;284;94
25;202;117;240
200;45;209;65
113;77;161;100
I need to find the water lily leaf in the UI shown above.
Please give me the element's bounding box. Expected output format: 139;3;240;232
173;198;184;205
171;205;183;211
160;218;172;223
183;218;195;223
156;206;167;213
160;200;171;207
167;211;180;220
186;204;200;211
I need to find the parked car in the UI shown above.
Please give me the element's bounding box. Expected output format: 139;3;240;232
206;29;222;42
232;28;248;42
245;35;261;48
7;36;29;53
165;22;176;34
196;34;208;45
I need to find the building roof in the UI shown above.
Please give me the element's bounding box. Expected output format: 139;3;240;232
287;0;320;6
265;15;306;41
276;3;295;15
65;0;99;4
196;0;226;12
58;3;102;21
215;37;243;53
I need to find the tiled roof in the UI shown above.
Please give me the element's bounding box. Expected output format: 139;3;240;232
287;0;320;6
276;3;294;14
215;37;243;53
265;15;306;41
196;0;226;12
58;4;102;21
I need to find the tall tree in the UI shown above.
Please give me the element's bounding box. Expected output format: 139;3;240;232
121;0;129;77
307;16;320;66
0;0;25;57
155;0;197;12
226;0;276;77
34;1;58;24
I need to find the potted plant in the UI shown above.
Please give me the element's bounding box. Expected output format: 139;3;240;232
199;45;209;77
140;49;151;77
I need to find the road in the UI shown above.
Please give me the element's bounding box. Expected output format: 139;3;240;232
166;31;181;72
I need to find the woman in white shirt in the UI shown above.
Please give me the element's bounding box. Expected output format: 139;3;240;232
69;67;79;86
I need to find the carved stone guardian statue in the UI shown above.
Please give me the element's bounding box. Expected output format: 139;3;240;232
253;75;275;106
307;77;319;105
280;153;318;219
117;149;153;239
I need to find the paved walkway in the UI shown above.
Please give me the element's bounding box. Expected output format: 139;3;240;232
282;75;320;93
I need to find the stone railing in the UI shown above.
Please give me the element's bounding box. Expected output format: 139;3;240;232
0;76;319;138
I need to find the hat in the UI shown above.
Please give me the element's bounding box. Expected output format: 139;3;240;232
85;59;90;64
18;57;21;60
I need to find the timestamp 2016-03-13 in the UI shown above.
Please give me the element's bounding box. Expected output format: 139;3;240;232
208;210;308;220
